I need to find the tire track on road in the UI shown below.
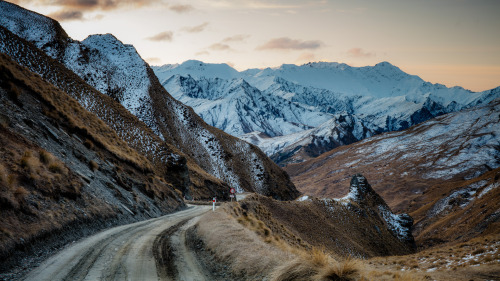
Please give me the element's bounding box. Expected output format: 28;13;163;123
23;206;211;281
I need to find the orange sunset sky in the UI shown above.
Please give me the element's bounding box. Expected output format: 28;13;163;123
9;0;500;92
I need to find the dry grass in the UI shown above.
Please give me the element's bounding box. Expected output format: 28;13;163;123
0;164;8;186
365;233;500;281
13;186;28;200
20;150;38;173
39;149;52;165
195;203;429;280
89;160;99;172
195;210;293;279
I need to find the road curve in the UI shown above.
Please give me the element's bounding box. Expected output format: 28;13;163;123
23;205;211;281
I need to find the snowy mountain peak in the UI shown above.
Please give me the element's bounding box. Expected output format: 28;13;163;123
154;59;500;165
84;33;122;45
153;60;240;82
301;61;348;69
374;61;396;68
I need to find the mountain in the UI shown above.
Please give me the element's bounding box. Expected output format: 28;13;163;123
0;1;299;200
0;51;185;276
285;98;500;247
153;61;500;165
162;75;332;137
242;114;373;165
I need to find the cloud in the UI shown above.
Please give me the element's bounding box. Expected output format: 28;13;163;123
145;57;161;64
257;37;323;50
182;22;209;33
296;52;316;62
169;4;194;13
195;50;210;56
48;9;83;21
347;48;375;58
147;31;173;42
208;43;231;51
205;1;300;10
14;0;159;21
222;34;249;43
16;0;158;10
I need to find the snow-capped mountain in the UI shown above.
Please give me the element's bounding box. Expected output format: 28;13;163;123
241;114;373;165
0;1;299;200
162;75;332;137
153;61;500;165
285;97;500;245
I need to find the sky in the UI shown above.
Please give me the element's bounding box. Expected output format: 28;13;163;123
9;0;500;92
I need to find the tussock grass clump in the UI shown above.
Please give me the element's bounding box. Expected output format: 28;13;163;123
20;150;37;172
13;186;28;200
89;160;99;171
270;250;361;281
48;162;64;174
83;139;94;150
39;149;52;164
0;163;8;185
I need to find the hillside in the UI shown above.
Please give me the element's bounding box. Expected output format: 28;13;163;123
0;52;185;278
0;1;299;200
285;98;500;247
154;60;500;165
186;175;416;280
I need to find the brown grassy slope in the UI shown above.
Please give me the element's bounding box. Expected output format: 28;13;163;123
0;25;233;198
410;168;500;248
191;202;424;281
0;52;187;275
225;193;414;258
285;100;500;247
368;233;500;281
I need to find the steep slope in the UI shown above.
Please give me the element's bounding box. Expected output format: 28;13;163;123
285;99;500;246
234;174;415;258
162;75;332;137
0;52;184;277
0;1;299;200
154;60;500;165
186;175;415;280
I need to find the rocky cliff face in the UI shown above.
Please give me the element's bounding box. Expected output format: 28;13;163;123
0;1;299;200
344;174;414;245
233;174;415;258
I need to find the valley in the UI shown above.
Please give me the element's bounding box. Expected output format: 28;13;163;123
0;0;499;280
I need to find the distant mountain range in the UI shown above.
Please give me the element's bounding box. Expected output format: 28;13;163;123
285;97;500;246
153;60;500;165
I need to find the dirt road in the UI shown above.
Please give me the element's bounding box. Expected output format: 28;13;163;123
23;205;212;281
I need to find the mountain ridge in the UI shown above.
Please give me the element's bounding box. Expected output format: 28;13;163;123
0;0;299;200
154;60;500;165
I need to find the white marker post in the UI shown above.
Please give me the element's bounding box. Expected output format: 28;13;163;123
212;197;216;211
